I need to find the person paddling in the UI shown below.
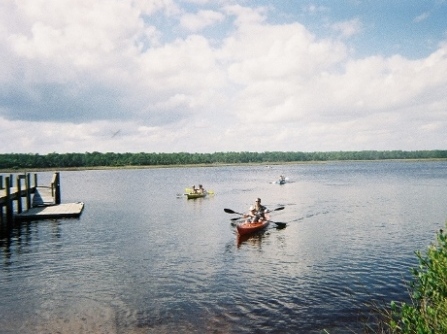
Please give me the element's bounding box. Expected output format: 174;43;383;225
245;198;269;223
198;184;206;194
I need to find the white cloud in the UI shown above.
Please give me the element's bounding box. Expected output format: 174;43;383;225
136;0;180;16
414;12;430;23
0;1;446;154
223;4;268;27
331;18;362;38
180;10;225;32
302;4;329;14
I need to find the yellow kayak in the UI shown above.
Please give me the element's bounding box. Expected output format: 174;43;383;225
185;192;207;200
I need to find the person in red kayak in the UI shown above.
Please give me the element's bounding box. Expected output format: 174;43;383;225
246;198;269;223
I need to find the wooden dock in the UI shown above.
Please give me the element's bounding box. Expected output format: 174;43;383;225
32;186;56;206
16;202;85;221
0;172;84;223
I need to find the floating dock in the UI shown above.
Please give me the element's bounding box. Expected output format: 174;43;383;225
0;172;84;223
16;202;85;221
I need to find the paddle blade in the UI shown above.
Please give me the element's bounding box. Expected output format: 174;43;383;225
267;220;286;227
224;208;245;216
273;222;287;228
273;206;285;212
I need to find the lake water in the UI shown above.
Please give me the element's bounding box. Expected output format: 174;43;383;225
1;161;447;333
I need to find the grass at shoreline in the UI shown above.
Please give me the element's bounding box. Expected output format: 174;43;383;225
383;226;447;333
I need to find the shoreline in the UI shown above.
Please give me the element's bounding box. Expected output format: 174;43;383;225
0;158;446;173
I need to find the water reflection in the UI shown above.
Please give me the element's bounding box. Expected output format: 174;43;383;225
1;162;447;333
236;231;265;247
0;219;66;267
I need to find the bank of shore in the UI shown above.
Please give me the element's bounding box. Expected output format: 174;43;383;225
1;158;446;174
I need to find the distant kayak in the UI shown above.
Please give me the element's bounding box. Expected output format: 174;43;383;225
185;192;207;200
185;188;214;195
273;177;288;184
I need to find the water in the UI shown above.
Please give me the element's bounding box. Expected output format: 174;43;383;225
1;161;447;333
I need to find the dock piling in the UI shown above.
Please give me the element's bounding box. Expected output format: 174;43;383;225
5;176;13;223
52;172;61;205
1;172;82;223
26;173;31;210
0;175;3;217
16;175;23;213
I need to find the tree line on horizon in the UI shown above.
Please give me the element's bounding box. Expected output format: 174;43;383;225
0;150;446;169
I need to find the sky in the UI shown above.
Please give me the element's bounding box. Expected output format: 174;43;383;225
1;0;447;154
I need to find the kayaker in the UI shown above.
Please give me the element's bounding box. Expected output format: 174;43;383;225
191;185;198;193
246;198;269;223
198;184;206;194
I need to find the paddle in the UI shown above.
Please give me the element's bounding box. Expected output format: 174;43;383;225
230;216;286;227
272;221;287;228
224;206;284;215
224;207;286;227
224;208;245;215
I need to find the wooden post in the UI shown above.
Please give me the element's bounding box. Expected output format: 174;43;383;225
5;176;13;223
16;175;23;213
54;172;61;204
26;173;32;210
0;175;3;218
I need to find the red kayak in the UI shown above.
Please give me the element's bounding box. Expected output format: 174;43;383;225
236;214;270;236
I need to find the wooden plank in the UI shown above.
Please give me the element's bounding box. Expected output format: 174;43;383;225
0;187;37;204
32;187;54;207
0;188;7;205
16;202;85;221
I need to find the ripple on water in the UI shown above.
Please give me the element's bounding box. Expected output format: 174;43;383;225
1;163;447;333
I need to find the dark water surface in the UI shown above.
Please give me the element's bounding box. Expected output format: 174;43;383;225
1;161;447;333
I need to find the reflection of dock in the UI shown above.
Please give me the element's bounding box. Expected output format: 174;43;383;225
0;172;84;223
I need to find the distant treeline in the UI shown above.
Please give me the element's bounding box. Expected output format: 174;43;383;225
1;150;446;170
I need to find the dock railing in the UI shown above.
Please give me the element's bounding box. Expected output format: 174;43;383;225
0;172;60;224
1;172;84;223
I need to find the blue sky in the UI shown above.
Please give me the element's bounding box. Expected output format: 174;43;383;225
0;0;446;154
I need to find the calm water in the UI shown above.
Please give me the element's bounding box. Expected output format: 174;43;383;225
1;161;447;333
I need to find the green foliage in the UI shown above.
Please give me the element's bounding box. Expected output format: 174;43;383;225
0;150;446;169
389;227;447;334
